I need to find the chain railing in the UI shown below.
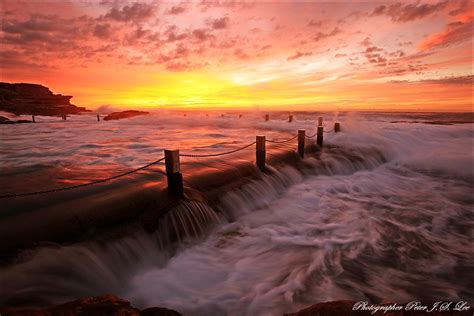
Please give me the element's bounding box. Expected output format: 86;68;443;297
2;119;341;199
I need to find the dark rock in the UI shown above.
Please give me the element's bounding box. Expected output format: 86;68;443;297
0;115;32;124
0;294;182;316
0;116;11;123
103;110;149;121
0;82;89;116
1;296;470;316
141;307;182;316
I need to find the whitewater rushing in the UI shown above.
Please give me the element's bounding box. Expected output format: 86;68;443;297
0;111;472;315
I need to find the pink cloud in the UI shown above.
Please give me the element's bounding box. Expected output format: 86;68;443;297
418;18;473;50
166;6;186;15
211;17;230;30
104;3;156;22
371;1;448;22
313;27;341;42
287;51;312;61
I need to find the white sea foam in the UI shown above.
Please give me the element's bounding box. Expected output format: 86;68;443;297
0;112;472;314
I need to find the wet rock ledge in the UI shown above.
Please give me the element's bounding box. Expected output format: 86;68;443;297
0;295;181;316
0;115;32;124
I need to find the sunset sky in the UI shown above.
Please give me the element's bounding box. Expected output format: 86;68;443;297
0;0;472;111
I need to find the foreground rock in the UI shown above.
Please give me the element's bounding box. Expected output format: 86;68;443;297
2;297;470;316
0;82;88;116
0;294;182;316
285;301;471;316
0;115;32;124
103;110;150;121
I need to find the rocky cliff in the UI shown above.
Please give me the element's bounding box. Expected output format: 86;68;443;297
0;82;89;116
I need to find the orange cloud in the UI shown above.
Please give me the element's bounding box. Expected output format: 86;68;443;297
418;18;473;50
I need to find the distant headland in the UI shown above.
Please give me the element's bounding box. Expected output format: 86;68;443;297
0;82;89;116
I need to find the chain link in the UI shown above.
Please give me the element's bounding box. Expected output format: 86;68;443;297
265;135;298;143
179;141;256;158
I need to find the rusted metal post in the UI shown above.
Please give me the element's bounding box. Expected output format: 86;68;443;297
165;149;184;197
288;114;293;123
318;116;323;126
256;135;266;171
97;114;100;122
32;115;35;123
265;114;269;121
317;126;324;147
298;129;305;158
334;122;341;132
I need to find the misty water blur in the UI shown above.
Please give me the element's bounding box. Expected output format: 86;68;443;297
0;111;472;315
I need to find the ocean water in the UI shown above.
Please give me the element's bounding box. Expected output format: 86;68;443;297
0;111;473;315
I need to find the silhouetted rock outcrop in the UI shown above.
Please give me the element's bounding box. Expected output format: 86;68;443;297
0;294;182;316
103;110;149;121
0;82;89;116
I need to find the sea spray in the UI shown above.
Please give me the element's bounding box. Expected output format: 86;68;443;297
0;112;472;314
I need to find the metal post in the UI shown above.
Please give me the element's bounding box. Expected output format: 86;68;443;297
97;114;100;122
298;130;305;158
317;126;324;147
288;114;293;123
318;117;323;126
265;114;269;122
165;149;184;197
32;115;35;123
256;135;266;171
334;122;341;132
